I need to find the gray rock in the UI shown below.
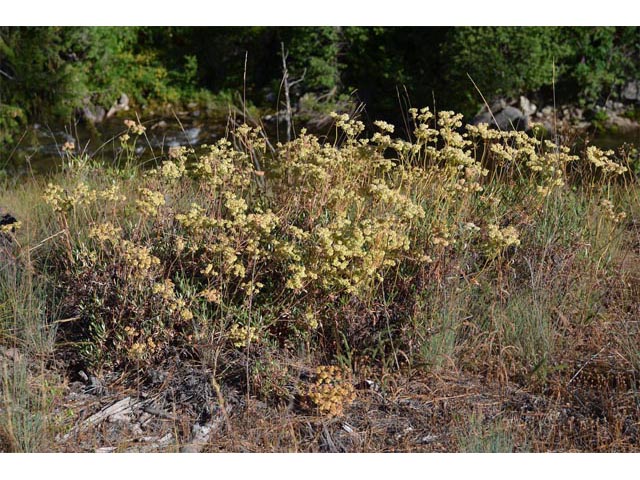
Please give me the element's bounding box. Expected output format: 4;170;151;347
490;98;508;112
519;96;537;117
606;113;638;132
495;106;529;131
183;127;202;144
473;105;528;131
151;120;168;130
605;100;625;112
472;97;532;131
472;110;494;126
82;105;106;124
622;81;639;102
541;106;554;116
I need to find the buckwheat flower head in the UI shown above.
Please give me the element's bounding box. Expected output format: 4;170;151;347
136;188;165;216
0;221;21;233
124;119;146;135
586;146;627;175
88;222;122;244
373;120;395;133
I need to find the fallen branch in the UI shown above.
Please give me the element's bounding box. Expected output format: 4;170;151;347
180;405;233;453
58;396;143;442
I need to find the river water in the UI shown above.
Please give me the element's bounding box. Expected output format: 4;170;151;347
3;115;230;174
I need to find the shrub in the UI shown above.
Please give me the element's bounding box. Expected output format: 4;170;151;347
36;111;632;374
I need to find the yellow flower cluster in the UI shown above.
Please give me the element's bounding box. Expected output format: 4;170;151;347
307;365;356;416
409;106;435;123
88;222;122;244
136;188;165;216
586;146;628;175
485;224;521;256
0;221;21;233
228;323;259;348
120;239;160;275
368;180;425;221
165;297;193;321
233;124;268;154
168;145;188;160
310;215;411;293
43;183;67;212
270;129;437;296
285;263;317;291
302;307;319;330
191;140;253;190
373;120;395;133
432;225;454;248
124;119;146;135
128;337;158;361
175;203;216;236
199;287;222;304
98;184;127;203
43;182;97;212
466;122;503;141
159;158;186;181
152;278;176;301
330;112;366;139
121;326;159;361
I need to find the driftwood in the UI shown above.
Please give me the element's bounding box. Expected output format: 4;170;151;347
59;396;143;442
142;405;179;422
58;392;231;452
180;405;232;453
128;432;175;453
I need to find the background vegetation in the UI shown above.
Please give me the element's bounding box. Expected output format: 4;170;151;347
2;27;640;148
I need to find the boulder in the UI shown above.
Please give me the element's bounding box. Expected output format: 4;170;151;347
81;105;106;124
606;113;638;133
472;110;494;126
494;106;529;131
472;103;529;131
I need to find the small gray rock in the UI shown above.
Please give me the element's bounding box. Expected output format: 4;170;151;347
541;106;554;116
519;96;537;117
82;105;106;124
622;81;640;102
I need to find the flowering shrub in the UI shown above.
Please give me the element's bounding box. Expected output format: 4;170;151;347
41;110;631;369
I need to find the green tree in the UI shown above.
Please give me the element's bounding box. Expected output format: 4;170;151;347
441;27;568;114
